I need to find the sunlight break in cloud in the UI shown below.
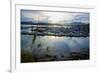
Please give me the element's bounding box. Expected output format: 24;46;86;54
21;10;89;24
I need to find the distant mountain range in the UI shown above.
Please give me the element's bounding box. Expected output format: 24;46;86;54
21;21;89;25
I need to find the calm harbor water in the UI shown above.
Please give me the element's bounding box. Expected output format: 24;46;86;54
21;35;89;59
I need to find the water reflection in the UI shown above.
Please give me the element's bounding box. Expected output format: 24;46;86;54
21;35;89;61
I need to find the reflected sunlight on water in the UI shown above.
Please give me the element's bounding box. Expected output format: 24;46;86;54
21;35;89;56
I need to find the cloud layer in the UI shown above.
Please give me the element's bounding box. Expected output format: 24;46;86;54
21;10;90;24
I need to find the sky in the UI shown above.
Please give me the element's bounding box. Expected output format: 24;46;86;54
21;10;90;24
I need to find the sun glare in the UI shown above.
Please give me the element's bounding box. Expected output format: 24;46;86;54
25;11;75;24
42;12;73;24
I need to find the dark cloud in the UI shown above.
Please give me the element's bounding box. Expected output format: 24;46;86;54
21;10;90;24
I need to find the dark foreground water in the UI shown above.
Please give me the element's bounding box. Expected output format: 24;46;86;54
21;35;89;62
